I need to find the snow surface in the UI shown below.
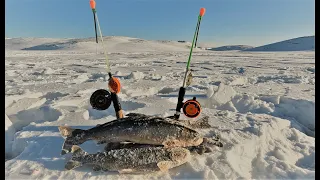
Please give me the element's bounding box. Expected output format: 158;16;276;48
5;37;315;179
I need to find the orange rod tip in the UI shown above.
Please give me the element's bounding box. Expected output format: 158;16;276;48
90;0;96;9
200;8;206;16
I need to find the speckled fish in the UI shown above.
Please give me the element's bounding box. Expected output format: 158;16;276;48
104;141;214;155
58;113;215;155
65;145;191;173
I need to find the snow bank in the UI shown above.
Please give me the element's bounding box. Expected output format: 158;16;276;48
273;97;315;133
230;94;275;114
206;84;315;136
224;114;315;179
5;114;16;158
8;106;62;131
206;83;237;107
259;95;280;105
206;83;274;114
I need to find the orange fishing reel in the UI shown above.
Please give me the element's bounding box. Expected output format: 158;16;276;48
90;76;121;111
182;97;202;118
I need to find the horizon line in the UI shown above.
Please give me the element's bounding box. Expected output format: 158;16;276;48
5;34;315;48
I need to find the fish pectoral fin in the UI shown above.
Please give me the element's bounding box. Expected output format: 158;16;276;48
157;161;173;172
203;137;223;148
188;145;212;155
163;139;178;147
163;139;188;148
189;116;212;129
118;169;135;174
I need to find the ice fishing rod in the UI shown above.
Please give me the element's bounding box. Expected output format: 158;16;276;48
194;15;202;48
173;8;206;120
90;0;98;43
89;0;124;119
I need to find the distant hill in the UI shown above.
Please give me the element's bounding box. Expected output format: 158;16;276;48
5;35;315;53
5;36;200;53
207;45;254;51
245;36;315;52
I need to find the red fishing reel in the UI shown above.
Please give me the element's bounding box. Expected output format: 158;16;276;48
182;97;202;118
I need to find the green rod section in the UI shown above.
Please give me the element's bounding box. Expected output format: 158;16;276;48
186;15;202;69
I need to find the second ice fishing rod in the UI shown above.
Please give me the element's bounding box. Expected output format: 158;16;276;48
91;0;98;44
89;0;124;119
173;8;206;120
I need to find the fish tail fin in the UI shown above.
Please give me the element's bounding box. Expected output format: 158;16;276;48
58;126;85;155
58;126;75;137
65;145;86;170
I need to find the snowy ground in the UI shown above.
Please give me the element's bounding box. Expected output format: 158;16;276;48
5;37;315;179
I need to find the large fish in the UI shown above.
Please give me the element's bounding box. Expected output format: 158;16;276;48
58;114;219;155
104;141;214;155
65;145;191;173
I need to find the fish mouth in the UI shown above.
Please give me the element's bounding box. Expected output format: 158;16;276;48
61;149;69;155
61;142;73;155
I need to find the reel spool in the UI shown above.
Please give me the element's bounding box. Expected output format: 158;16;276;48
90;89;112;110
182;97;201;118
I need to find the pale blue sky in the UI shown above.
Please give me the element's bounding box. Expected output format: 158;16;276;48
5;0;314;46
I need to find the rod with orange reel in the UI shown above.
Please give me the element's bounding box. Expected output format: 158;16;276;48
173;8;206;120
89;0;124;119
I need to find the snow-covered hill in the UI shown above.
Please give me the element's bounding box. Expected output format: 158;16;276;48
207;45;254;51
245;36;315;52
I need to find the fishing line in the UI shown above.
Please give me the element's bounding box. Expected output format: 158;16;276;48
95;13;111;73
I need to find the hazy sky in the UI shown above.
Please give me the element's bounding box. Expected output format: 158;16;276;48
5;0;314;46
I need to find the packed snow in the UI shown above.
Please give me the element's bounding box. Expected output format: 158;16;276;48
5;36;315;179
